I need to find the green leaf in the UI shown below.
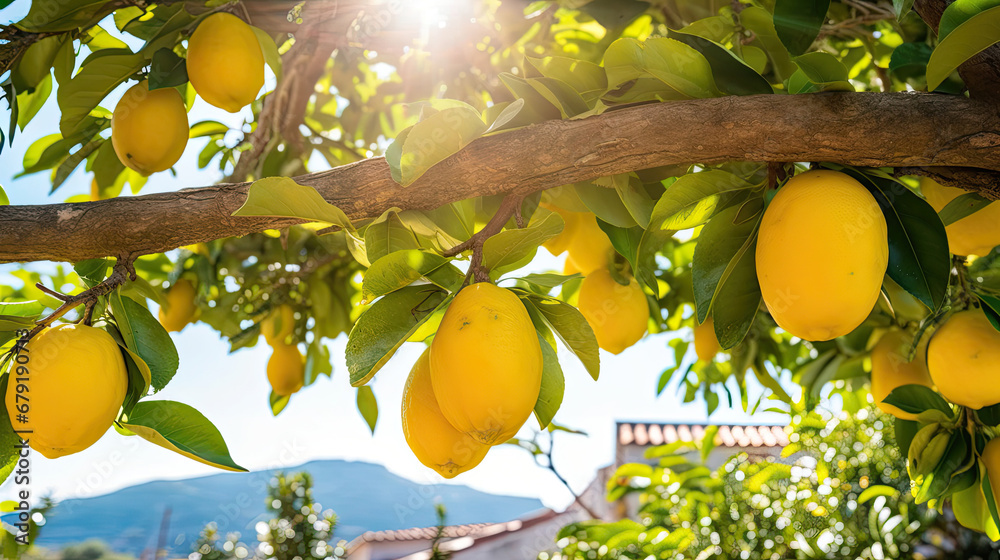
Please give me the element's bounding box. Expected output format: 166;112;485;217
346;286;450;386
889;43;933;76
940;0;1000;40
392;104;487;186
977;401;1000;425
109;293;179;392
842;168;950;309
976;293;1000;332
12;35;65;92
692;202;763;341
575;180;638;228
650;170;754;231
232;176;355;233
669;30;773;96
533;332;565;430
597;221;643;273
364;210;420;263
938;191;994;226
895;418;919;458
17;0;111;32
523;293;600;380
269;391;290;416
362;250;460;302
524;56;607;102
0;185;7;206
984;467;1000;533
0;375;24;485
74;259;109;288
148;48;187;90
120;400;246;472
512;273;582;294
883;384;954;415
927;5;1000;91
251;26;283;81
603;37;718;99
894;0;916;19
189;120;229;138
356;386;378;434
57;52;147;137
773;0;830;56
739;7;796;80
16;73;52;131
792;52;854;92
482;210;564;275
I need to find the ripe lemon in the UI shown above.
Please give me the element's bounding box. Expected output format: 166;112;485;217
267;343;304;396
565;213;614;275
5;324;127;458
578;268;648;354
111;81;188;175
187;13;264;113
953;480;1000;540
922;177;1000;257
403;349;490;478
541;204;579;257
694;318;720;362
927;309;1000;409
90;178;101;201
870;330;933;420
262;305;296;345
756;170;888;341
159;278;198;333
430;283;542;445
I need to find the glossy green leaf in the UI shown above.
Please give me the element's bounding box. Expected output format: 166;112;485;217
894;0;916;19
792;52;854;92
121;400;246;472
356;386;378;434
692;202;761;325
740;7;796;80
940;0;1000;40
56;52;146;137
148;48;187;90
773;0;830;55
110;293;179;392
650;170;754;231
976;293;1000;332
883;384;954;415
533;332;564;429
391;104;487;186
604;37;718;98
575;180;638;228
251;26;283;81
927;6;1000;91
364;210;421;263
362;250;460;302
597;221;643;273
74;258;109;288
523;292;600;380
346;286;450;386
482;210;564;275
17;0;110;32
889;43;933;75
16;74;52;131
232;176;355;233
939;192;994;226
669;30;772;96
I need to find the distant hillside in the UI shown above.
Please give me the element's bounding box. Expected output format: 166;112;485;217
36;460;544;555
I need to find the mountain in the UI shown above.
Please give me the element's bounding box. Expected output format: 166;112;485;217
36;460;544;555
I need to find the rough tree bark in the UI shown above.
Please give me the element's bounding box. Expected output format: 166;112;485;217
2;92;1000;264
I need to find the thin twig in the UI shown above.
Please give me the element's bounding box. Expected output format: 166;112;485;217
443;192;525;284
534;430;601;520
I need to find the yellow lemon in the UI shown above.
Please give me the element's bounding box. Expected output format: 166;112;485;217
927;309;1000;409
262;305;296;345
870;329;933;420
953;479;1000;540
541;204;579;257
5;325;127;458
430;283;542;445
565;213;614;275
922;177;1000;257
694;318;720;362
756;170;888;341
402;349;490;478
267;343;304;396
187;13;264;113
90;178;101;201
111;81;188;175
158;278;198;333
578;268;648;354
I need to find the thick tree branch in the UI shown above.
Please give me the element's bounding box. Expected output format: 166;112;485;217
2;92;1000;264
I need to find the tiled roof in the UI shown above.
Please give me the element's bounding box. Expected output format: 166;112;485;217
355;522;497;543
617;422;789;448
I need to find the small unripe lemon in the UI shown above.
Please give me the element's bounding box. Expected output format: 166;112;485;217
693;318;720;362
756;170;888;341
541;204;579;257
402;349;490;478
870;330;933;420
5;324;127;458
267;343;304;396
430;283;542;445
922;177;1000;257
159;278;198;333
262;305;296;345
565;213;614;275
111;81;188;175
927;309;1000;409
578;268;648;354
187;13;264;113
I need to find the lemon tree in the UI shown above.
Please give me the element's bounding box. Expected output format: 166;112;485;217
0;0;1000;553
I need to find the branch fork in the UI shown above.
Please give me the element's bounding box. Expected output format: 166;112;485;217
443;193;525;285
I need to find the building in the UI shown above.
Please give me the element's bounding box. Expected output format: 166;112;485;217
346;422;788;560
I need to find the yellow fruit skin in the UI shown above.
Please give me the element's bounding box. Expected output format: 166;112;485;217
578;268;648;354
542;204;581;257
756;170;888;341
267;343;304;396
262;305;296;345
402;349;490;478
922;177;1000;257
430;283;542;445
870;330;933;420
5;325;127;458
927;309;1000;409
158;278;198;333
111;81;188;175
187;13;264;113
693;318;720;362
565;213;614;275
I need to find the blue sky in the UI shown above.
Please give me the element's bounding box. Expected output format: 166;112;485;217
0;0;785;516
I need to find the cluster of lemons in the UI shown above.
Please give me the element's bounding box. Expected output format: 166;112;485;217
261;305;305;397
110;13;264;176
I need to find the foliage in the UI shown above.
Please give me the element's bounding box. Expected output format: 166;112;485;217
556;407;996;559
0;497;54;560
